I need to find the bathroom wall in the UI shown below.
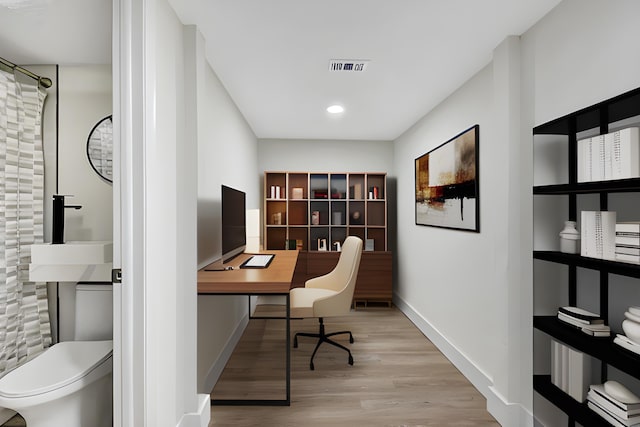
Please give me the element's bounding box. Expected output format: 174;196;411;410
54;65;113;342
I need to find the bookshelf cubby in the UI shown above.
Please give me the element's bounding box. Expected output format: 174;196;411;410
533;87;640;425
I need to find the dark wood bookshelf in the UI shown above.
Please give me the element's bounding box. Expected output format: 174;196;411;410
533;86;640;425
534;251;640;279
534;316;640;378
533;375;611;427
533;179;640;195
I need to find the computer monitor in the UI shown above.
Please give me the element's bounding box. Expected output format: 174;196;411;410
221;185;246;263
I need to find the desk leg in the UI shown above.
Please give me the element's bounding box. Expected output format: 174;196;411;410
210;293;291;406
286;292;291;405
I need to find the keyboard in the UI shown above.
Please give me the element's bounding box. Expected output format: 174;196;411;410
241;254;275;268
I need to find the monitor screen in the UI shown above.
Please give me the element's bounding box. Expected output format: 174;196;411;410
221;185;246;263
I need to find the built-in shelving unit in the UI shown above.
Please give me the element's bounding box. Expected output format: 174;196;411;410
264;171;387;252
264;171;392;306
533;87;640;425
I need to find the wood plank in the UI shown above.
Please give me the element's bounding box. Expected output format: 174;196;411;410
198;250;298;294
209;306;499;426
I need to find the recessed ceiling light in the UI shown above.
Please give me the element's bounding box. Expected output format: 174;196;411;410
327;105;344;114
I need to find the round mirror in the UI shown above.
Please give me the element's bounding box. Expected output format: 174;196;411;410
86;115;113;183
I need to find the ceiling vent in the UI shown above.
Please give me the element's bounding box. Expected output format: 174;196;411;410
329;59;370;73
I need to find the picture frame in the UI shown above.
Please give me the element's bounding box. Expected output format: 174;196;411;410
414;124;479;232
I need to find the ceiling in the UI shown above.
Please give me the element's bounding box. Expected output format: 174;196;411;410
0;0;562;141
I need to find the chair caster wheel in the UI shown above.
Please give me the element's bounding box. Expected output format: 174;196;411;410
348;355;354;365
293;338;298;348
310;362;314;370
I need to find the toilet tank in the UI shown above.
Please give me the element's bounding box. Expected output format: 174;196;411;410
74;284;113;341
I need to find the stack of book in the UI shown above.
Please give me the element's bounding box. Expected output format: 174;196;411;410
581;211;617;260
587;383;640;427
557;306;611;337
616;222;640;264
551;340;592;402
577;127;640;182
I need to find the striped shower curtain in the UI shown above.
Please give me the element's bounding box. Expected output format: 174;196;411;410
0;68;52;377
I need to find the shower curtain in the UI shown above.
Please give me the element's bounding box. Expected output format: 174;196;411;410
0;68;52;377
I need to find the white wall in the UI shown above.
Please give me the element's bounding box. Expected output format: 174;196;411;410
56;65;113;342
195;32;260;395
393;1;640;426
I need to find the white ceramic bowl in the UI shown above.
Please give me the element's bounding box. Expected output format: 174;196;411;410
623;319;640;345
625;311;640;324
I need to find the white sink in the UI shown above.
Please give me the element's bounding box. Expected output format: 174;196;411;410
29;241;113;282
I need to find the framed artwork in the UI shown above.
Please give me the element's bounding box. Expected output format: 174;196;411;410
414;124;479;232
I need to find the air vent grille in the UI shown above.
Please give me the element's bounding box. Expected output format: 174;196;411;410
329;59;370;72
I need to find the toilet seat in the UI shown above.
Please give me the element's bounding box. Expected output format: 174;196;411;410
0;340;112;398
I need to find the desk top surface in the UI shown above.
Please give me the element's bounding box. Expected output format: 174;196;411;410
197;250;298;294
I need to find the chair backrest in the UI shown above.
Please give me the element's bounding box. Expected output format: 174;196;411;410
308;236;363;317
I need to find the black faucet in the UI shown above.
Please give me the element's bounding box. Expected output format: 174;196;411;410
52;195;82;244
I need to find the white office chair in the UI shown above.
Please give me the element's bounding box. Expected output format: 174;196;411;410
290;236;363;370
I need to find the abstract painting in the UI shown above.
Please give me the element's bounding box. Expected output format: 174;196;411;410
415;125;479;232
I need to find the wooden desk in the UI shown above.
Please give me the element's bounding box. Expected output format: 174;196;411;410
197;250;298;406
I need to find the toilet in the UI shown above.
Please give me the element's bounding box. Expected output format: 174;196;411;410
0;284;113;427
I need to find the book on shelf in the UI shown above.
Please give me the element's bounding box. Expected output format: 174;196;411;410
581;211;617;260
588;384;640;419
557;312;610;336
588;401;640;427
617;222;640;233
616;253;640;264
617;246;640;256
578;127;640;182
614;334;640;356
559;306;603;323
550;340;593;401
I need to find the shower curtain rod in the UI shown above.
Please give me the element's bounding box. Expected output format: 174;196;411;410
0;56;52;88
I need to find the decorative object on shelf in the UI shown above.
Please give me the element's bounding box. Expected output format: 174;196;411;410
622;318;640;345
350;210;362;225
272;212;282;225
415;124;479;232
365;238;374;251
291;187;304;199
332;211;342;225
333;241;341;252
86;115;113;183
317;239;327;251
559;221;580;254
587;382;640;426
311;211;320;225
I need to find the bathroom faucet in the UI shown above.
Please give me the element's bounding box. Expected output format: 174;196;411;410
52;195;82;244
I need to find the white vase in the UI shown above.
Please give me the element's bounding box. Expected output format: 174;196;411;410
559;220;580;254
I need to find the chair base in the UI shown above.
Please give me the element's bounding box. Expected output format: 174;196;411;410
294;317;354;370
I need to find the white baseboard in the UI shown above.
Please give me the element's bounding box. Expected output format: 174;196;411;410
394;294;531;427
201;314;249;394
175;394;211;427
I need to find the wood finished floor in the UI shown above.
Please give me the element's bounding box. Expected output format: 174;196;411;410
209;306;499;427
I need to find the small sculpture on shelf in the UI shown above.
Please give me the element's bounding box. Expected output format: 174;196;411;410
559;220;580;254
